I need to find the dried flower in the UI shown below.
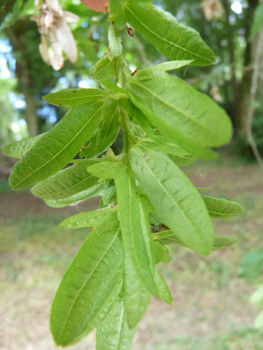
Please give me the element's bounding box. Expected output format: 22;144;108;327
80;0;108;13
31;0;79;70
200;0;224;21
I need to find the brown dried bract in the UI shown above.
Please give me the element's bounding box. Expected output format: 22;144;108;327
126;26;135;38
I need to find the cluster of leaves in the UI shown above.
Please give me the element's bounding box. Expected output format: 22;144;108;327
2;0;244;349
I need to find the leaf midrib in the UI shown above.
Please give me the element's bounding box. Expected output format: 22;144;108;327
125;4;213;63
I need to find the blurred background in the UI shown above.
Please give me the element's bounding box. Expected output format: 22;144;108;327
1;0;263;349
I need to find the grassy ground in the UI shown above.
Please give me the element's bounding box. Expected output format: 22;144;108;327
1;158;263;350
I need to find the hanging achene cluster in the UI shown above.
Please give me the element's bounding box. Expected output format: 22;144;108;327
2;0;244;349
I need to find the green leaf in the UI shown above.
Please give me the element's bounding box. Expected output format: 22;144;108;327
161;247;173;263
43;88;110;107
90;55;113;81
249;3;263;40
123;251;151;328
149;212;160;227
238;251;263;281
126;71;232;159
109;0;126;29
108;23;123;59
121;98;195;164
168;154;196;166
9;92;113;190
1;134;42;159
129;147;214;256
138;139;196;166
101;79;128;96
137;60;193;75
154;230;238;251
152;241;165;264
124;2;216;66
44;183;105;208
155;270;172;305
100;180;117;207
201;195;244;219
31;160;100;200
210;236;238;250
60;207;118;229
50;218;123;346
80;104;120;159
96;299;136;350
87;161;159;296
120;99;162;144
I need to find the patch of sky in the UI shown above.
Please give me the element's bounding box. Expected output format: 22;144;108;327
0;39;15;78
78;79;94;88
37;106;57;124
58;76;69;89
8;92;26;109
229;14;236;25
92;32;99;40
231;0;242;14
80;22;88;28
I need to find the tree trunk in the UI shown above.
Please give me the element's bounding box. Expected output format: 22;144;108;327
236;0;260;136
5;20;39;137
